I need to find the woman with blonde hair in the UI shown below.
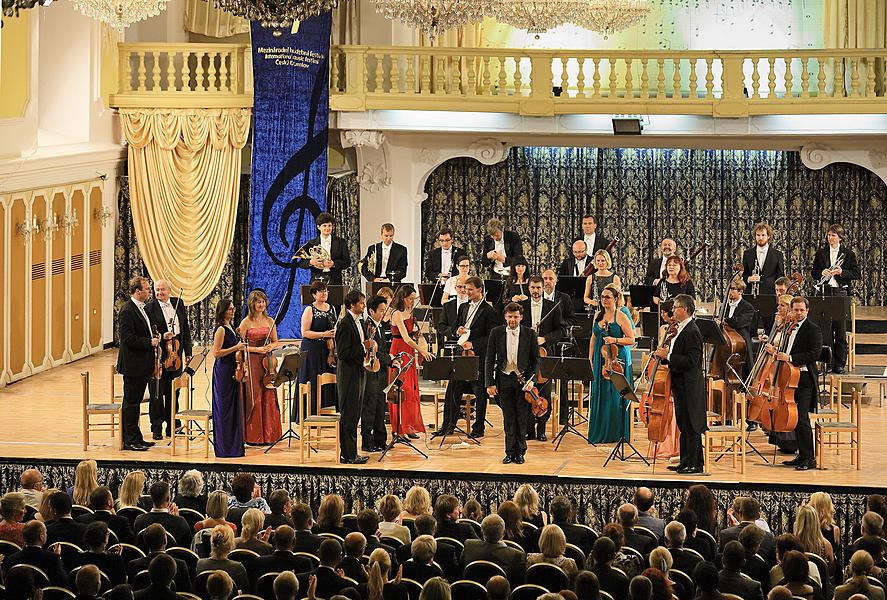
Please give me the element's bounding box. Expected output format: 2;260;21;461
195;491;237;533
314;494;348;538
367;546;405;600
0;492;26;546
527;524;578;582
195;524;249;593
237;288;283;445
378;495;411;544
583;249;621;308
401;486;432;521
513;484;546;528
419;577;451;600
808;491;841;550
794;504;835;573
235;507;272;555
36;487;60;522
206;571;234;600
116;471;146;510
834;550;884;600
70;459;98;507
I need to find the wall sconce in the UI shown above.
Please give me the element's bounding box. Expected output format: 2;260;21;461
16;216;41;243
42;213;59;241
93;205;113;227
62;209;79;236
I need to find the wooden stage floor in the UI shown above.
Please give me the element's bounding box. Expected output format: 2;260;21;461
1;348;885;489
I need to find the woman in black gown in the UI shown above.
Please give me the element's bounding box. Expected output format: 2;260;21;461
296;280;338;420
211;299;245;458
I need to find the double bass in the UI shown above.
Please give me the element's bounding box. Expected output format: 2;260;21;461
640;322;678;444
707;265;748;419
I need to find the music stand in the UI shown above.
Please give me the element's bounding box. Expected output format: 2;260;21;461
418;284;445;307
541;357;593;450
603;371;650;467
300;285;346;306
556;276;587;314
265;351;303;453
744;294;777;332
696;317;726;377
630;285;657;309
379;355;429;461
808;296;850;329
482;279;505;304
425;356;481;446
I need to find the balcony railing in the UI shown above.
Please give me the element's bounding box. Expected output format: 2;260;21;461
330;46;887;116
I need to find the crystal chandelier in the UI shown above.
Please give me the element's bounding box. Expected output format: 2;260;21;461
372;0;491;39
488;0;590;34
70;0;171;28
212;0;337;27
577;0;649;37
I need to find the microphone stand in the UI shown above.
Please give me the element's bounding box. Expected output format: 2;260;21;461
379;353;428;461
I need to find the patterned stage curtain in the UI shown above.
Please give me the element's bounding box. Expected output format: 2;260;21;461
327;173;361;290
423;147;887;305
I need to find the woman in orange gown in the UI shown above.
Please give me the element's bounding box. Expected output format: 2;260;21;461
388;285;434;438
237;290;282;445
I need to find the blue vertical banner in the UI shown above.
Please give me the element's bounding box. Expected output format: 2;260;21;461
246;15;331;338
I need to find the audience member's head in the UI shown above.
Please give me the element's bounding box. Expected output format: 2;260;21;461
574;570;601;599
463;498;484;522
634;487;655;514
433;495;460;523
480;514;506;543
774;533;803;562
5;565;38;600
210;523;235;559
379;495;402;524
641;568;672;600
676;508;699;537
343;531;366;558
105;584;134;600
411;534;437;564
88;486;114;512
118;471;146;508
767;586;793;600
47;489;73;518
291;503;314;530
206;490;230;522
618;503;639;528
550;496;574;524
496;500;522;541
722;540;746;571
693;562;719;593
855;534;885;563
629;575;653;600
592;536;617;566
861;511;885;536
357;509;380;538
19;468;44;491
367;547;393;600
273;571;299;600
738;497;762;522
83;520;110;552
418;577;450;600
486;575;510;600
318;494;346;529
73;459;99;506
739;523;765;556
206;571;234;600
273;525;296;551
404;486;432;517
143;523;168;552
664;521;686;548
0;492;25;524
241;507;266;540
22;520;46;547
415;514;437;537
513;484;540;521
648;547;672;572
148;553;176;587
781;550;810;584
230;473;257;503
684;485;717;530
179;469;204;498
538;524;567;560
602;523;625;550
319;538;343;567
269;489;292;516
75;564;101;597
148;481;171;509
848;549;874;579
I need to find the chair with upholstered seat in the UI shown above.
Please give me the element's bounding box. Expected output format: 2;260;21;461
463;560;507;585
526;562;569;593
450;579;487;600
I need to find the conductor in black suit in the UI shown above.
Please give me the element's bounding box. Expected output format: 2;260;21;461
765;297;823;471
655;294;707;474
481;218;522;279
336;290;373;464
811;224;859;373
724;280;755;375
146;279;192;440
742;222;785;296
361;295;391;452
361;223;407;282
116;276;160;451
486;303;539;464
296;212;351;285
424;227;464;283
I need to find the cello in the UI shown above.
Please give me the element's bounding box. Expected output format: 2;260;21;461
707;265;748;419
640;322;679;444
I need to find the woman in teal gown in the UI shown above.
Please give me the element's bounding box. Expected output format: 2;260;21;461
588;284;636;444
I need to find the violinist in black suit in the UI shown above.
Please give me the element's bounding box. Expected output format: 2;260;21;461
486;303;539;464
742;222;785;296
811;224;859;373
481;218;523;279
520;276;565;441
146;279;192;440
424;227;464;283
116;276;160;451
361;295;391;453
723;280;755;376
765;297;823;471
361;223;407;282
655;294;706;474
576;214;611;256
336;290;373;464
645;238;677;285
296;212;351;285
559;240;591;278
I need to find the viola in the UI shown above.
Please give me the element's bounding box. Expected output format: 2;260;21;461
326;336;337;367
233;330;248;383
581;238;619;278
600;320;624;380
364;322;381;373
163;333;182;371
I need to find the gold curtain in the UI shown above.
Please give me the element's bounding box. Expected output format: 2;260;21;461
120;108;251;305
824;0;887;48
184;0;249;38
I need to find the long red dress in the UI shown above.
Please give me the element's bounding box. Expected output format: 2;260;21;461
242;327;283;444
388;317;426;435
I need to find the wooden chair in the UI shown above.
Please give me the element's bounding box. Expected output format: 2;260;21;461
170;373;212;458
82;371;122;451
316;372;338;416
299;382;340;463
704;391;747;474
816;388;861;469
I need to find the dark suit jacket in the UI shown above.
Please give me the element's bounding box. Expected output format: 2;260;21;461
669;547;703;578
590;563;630;600
263;513;293;530
297;566;351;599
402;560;443;584
146;297;193;375
134;583;181;600
485;325;539;388
788;319;824;382
624;526;657;556
726;297;756;368
424;246;465;282
552;521;596;557
339;555;368;583
645;256;669;285
456;301;499;360
364;317;392;370
133;512;192;548
548;290;575;326
520;298;566;352
293;530;325;555
575;234;612;256
742;246;785;295
664;320;707;434
559;256;592;278
436;519;478;544
718;568;764;600
364;536;398;571
481;230;523;276
298;235;351;285
68;550;128;585
45;517;88;547
361;242;407;282
127;551;191;592
250;550;314;583
719;523;775;565
438;299;466;342
811;244;859;290
460;539;526;587
116;298;156;378
3;545;68;586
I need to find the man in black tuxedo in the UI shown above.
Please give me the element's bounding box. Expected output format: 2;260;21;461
645;238;677;285
132;481;193;548
811;224;859;373
481;218;522;279
655;294;706;474
361;295;391;452
361;223;407;282
724;280;755;375
116;276;160;451
77;487;135;545
576;214;611;256
336;290;372;464
486;302;539;464
146;279;192;440
520;277;565;441
542;269;577;427
559;240;590;278
250;525;313;585
765;297;823;471
44;490;88;548
742;222;785;296
4;521;67;586
436;278;469;356
296;212;351;285
424;227;464;283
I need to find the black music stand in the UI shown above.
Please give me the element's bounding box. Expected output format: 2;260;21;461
482;279;505;304
744;294;777;332
418;284;444;307
603;371;650;467
557;276;587;313
542;357;593;450
300;285;346;307
696;317;726;380
425;356;481;446
630;285;657;308
379;355;429;461
808;296;850;329
265;351;303;453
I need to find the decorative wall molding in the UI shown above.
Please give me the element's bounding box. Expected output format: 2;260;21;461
341;130;386;149
800;143;887;186
469;138;510;165
358;161;390;193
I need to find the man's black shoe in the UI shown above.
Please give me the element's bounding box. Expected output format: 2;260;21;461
407;433;420;439
514;455;525;464
667;464;684;471
141;441;156;447
152;433;163;440
536;432;547;442
782;457;804;466
123;444;149;451
833;366;846;374
525;432;533;440
677;466;703;474
795;462;815;471
471;430;485;438
340;455;368;464
361;446;382;453
502;455;514;464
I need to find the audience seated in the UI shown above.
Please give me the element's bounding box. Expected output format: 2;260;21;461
401;486;432;522
460;514;526;588
195;489;238;537
718;541;764;600
693;562;724;600
575;570;601;600
414;514;459;581
849;535;887;586
358;508;398;569
528;524;579;583
297;538;353;598
77;487;136;545
779;550;823;600
116;471;147;512
265;489;294;529
0;492;27;546
835;550;885;600
769;534;821;589
434;495;478;543
68;521;127;585
665;520;703;576
403;535;442;584
630;574;653;600
767;585;793;600
18;469;45;512
497;500;532;551
485;574;510;600
70;460;99;507
683;485;719;537
340;532;369;583
739;523;770;595
196;524;250;593
126;523;192;592
807;492;841;552
549;495;596;557
236;507;273;555
418;576;449;600
251;524;313;584
274;571;301;600
134;553;179;600
642;568;674;600
365;546;407;600
378;495;411;545
44;490;88;547
462;498;484;523
315;494;349;539
206;570;234;600
794;504;835;572
852;495;887;539
600;523;643;578
677;509;715;562
514;484;547;529
855;510;884;544
132;481;192;548
588;536;630;600
173;470;207;514
3;520;67;586
292;502;324;555
719;498;775;565
617;504;657;556
648;547;680;596
74;563;102;600
228;473;271;515
635;488;665;541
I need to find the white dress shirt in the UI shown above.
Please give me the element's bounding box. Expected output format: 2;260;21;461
543;290;556;302
784;318;808;371
574;257;588;276
584;233;597;253
493;238;507;274
504;326;520;374
320;235;332;272
828;245;840;287
440;248;452;277
133;297;153;333
159;300;179;336
667;316;693;362
756;244;769;271
657;256;669;281
349;310;365;351
530;299;543;328
380;242;392;276
464;301;481;330
727;299;740;319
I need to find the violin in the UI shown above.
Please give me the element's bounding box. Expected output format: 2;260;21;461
161;292;184;371
517;371;549;417
640;322;678;443
233;329;248;383
364;321;381;373
261;344;278;389
581;238;618;278
599;320;624;381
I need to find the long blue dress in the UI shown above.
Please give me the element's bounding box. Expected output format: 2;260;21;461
212;325;244;458
587;317;633;443
295;304;337;421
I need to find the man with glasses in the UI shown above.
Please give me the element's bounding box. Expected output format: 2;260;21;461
424;228;464;283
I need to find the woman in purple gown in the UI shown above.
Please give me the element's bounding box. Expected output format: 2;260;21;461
211;299;245;458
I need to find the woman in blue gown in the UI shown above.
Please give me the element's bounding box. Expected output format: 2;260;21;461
211;299;245;458
296;280;338;421
588;283;636;444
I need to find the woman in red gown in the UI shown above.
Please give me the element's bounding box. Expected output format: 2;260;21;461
237;290;283;445
388;285;434;438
